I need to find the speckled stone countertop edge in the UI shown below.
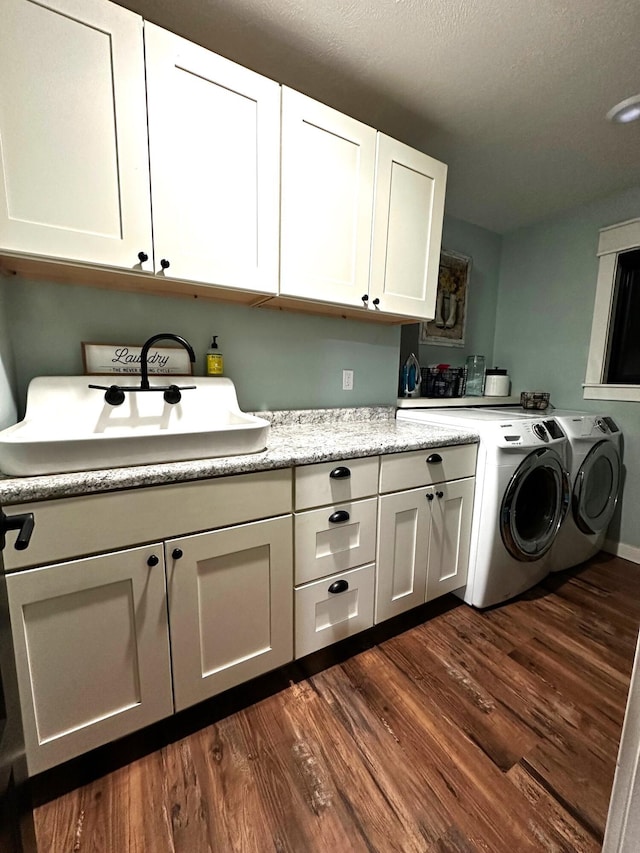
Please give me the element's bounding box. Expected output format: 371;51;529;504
0;410;478;505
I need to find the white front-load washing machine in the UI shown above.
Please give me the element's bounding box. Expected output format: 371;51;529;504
491;409;623;571
396;408;570;608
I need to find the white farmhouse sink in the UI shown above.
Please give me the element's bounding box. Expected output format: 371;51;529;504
0;376;270;476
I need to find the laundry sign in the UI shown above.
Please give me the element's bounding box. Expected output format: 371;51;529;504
82;342;194;376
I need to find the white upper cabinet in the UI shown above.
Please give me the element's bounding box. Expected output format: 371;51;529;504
369;134;447;320
0;0;153;269
279;88;447;319
144;24;280;293
280;87;377;308
0;0;448;320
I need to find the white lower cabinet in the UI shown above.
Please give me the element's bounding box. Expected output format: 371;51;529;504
292;458;379;657
375;471;475;624
6;544;173;776
165;515;293;712
2;447;476;775
295;563;375;658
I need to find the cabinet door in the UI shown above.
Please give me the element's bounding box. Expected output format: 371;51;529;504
280;87;376;307
375;488;430;623
6;544;173;776
426;477;475;601
0;0;153;269
145;24;280;293
166;516;293;712
369;134;447;319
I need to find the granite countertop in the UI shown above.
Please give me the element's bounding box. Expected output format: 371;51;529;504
0;406;478;504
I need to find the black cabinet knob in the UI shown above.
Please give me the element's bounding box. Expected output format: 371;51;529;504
329;466;351;480
328;579;349;594
361;294;369;303
436;491;444;499
426;492;434;501
147;554;159;567
172;548;183;560
160;258;170;270
372;298;380;306
329;510;350;524
426;453;443;464
137;251;149;263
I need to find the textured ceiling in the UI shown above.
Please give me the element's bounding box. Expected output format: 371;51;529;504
117;0;640;233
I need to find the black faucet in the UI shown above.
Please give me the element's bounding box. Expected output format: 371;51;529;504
140;333;196;390
89;333;197;405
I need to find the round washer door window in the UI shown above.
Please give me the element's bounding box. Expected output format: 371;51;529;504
573;440;621;535
501;448;570;562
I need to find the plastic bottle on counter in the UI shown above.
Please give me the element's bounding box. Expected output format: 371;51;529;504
206;336;224;376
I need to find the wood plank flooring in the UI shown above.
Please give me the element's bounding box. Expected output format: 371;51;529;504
32;554;640;852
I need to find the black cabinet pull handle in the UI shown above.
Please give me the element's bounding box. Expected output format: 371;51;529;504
0;510;34;551
328;579;349;594
147;554;159;567
329;466;351;480
426;492;434;501
329;510;350;524
361;294;369;303
436;491;444;499
172;548;183;560
372;298;380;306
426;453;443;464
160;258;170;270
137;251;148;263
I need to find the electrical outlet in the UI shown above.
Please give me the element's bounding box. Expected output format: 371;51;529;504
342;369;354;391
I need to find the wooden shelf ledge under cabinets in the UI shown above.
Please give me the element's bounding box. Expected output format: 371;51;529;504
0;252;422;324
0;252;273;308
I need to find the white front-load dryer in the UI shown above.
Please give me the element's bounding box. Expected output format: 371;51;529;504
543;411;622;571
396;408;570;607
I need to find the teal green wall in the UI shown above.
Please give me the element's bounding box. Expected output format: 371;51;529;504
418;214;502;370
3;277;400;415
0;281;17;428
494;185;640;551
2;193;638;556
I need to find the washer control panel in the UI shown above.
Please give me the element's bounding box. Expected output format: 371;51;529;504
493;418;566;448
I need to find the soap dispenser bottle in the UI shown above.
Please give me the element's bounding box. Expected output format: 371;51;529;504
206;336;224;376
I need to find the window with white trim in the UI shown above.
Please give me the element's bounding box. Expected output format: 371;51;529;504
584;217;640;402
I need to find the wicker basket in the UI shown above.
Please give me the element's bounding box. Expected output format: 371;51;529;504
520;391;550;410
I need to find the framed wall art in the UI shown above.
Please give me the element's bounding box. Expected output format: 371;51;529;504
420;249;472;347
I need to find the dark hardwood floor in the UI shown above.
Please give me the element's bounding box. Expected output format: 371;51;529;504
32;554;640;852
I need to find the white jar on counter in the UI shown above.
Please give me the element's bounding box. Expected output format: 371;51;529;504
484;367;510;396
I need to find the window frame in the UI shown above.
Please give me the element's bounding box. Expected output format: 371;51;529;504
584;217;640;402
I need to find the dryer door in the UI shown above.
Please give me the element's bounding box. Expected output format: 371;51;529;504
500;448;570;562
573;440;621;535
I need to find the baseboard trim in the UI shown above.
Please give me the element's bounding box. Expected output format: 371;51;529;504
604;539;640;565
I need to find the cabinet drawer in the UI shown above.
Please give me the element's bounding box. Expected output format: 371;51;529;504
379;444;477;493
4;469;292;570
294;456;379;511
295;497;377;585
295;563;374;658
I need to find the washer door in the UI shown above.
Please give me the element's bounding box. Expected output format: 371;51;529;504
501;448;570;562
573;440;621;535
